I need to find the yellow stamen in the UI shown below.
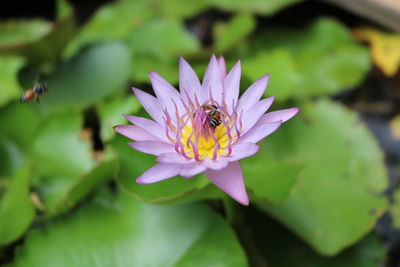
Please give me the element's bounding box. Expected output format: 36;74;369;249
181;124;229;160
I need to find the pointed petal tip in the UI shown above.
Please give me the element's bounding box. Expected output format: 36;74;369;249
113;124;123;132
237;195;250;206
136;178;146;184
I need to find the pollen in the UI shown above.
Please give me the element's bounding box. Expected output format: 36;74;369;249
163;96;242;162
181;124;230;160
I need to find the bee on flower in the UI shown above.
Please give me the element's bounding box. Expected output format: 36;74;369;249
115;55;299;205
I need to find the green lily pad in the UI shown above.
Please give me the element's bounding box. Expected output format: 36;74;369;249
11;192;247;267
97;96;141;142
390;189;400;229
111;135;221;204
0;164;35;245
242;49;301;101
0;20;51;48
0;0;76;63
47;153;118;217
42;42;131;111
32;111;119;215
214;13;256;53
128;19;199;84
64;1;152;57
243;18;370;100
241;206;386;267
0;102;41;148
257;99;388;255
0;56;25;107
32;111;95;178
212;0;303;15
0;136;25;178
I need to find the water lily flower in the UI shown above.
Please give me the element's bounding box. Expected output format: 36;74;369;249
115;56;299;205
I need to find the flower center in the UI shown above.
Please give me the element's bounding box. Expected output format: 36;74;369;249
163;95;242;161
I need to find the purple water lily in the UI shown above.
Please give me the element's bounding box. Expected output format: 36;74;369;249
115;55;299;205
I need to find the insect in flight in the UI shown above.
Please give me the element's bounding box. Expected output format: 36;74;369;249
20;82;48;104
202;104;222;128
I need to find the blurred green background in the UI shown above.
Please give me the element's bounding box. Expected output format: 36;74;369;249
1;0;400;266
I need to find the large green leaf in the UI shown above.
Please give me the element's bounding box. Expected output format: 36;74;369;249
128;20;200;84
42;42;131;111
64;1;152;57
32;111;95;178
0;136;25;179
0;102;41;148
243;18;370;100
0;20;51;47
12;192;247;267
112;135;221;204
97;96;141;142
240;206;386;267
0;0;76;63
242;49;301;101
390;189;400;229
0;56;25;107
257;100;388;255
212;0;303;15
0;164;35;245
32;111;119;215
214;13;256;53
47;153;118;217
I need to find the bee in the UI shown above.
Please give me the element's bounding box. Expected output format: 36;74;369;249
20;82;48;104
202;104;222;128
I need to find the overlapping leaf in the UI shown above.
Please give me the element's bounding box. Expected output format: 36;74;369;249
0;164;35;245
12;192;247;267
257;100;388;255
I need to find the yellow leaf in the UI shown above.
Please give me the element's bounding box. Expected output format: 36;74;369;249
389;115;400;140
353;27;400;77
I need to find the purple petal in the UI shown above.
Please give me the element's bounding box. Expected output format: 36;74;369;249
123;114;169;142
132;88;164;124
227;142;259;161
203;158;229;170
236;74;269;114
258;108;300;124
114;125;159;141
149;71;184;116
205;161;249;205
180;163;207;178
136;163;180;184
156;152;194;164
239;121;282;143
218;56;227;80
129;141;175;156
179;57;201;100
201;55;224;104
223;60;241;114
241;96;275;133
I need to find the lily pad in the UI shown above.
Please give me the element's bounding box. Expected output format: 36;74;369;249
212;0;303;15
0;136;25;178
0;102;41;148
97;96;141;142
241;206;386;267
64;0;152;57
0;164;35;245
32;111;119;215
11;192;247;267
0;56;25;107
243;18;370;100
214;13;256;53
257;100;388;255
42;42;131;111
111;135;221;204
0;0;76;63
128;19;200;84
